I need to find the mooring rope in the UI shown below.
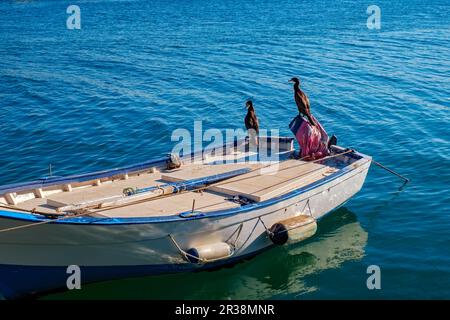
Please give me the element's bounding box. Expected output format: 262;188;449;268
0;203;61;217
0;209;99;234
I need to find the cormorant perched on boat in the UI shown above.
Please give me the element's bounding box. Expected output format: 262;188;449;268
289;77;315;126
244;100;259;146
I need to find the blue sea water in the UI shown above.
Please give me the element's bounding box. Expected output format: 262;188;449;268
0;0;449;299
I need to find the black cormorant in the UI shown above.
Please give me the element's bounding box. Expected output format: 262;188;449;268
245;100;259;147
244;100;259;133
289;77;315;126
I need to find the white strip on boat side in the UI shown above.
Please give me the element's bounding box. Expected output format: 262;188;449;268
0;159;371;267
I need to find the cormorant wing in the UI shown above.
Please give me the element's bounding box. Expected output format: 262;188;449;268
295;90;310;111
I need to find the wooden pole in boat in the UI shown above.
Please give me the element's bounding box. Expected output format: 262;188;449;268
191;199;196;213
372;159;410;183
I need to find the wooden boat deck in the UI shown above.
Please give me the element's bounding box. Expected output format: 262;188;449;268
0;147;344;218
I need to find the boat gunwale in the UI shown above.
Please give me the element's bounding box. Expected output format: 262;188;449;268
0;145;371;225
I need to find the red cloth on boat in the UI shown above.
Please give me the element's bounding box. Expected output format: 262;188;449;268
289;114;330;160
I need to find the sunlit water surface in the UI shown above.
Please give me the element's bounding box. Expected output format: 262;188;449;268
0;0;449;299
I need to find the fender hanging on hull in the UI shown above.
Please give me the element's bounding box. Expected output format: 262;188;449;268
186;242;233;264
269;215;317;245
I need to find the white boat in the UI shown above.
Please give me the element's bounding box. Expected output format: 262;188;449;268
0;136;371;299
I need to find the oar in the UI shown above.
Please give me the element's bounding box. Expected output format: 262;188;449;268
371;159;409;183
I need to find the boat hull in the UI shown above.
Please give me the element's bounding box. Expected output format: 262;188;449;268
0;158;370;299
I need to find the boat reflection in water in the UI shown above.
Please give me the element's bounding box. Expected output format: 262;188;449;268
44;207;367;300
